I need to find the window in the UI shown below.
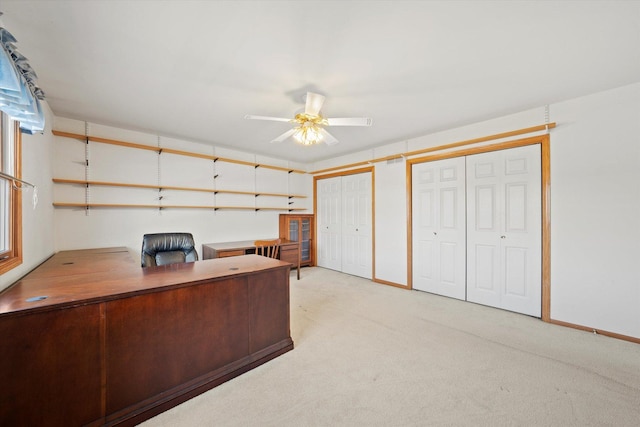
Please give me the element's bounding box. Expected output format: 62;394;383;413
0;111;22;274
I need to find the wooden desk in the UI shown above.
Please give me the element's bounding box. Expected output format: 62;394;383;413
23;246;138;279
202;239;301;279
0;248;293;426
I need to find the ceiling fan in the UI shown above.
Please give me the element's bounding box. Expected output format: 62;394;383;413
244;92;372;146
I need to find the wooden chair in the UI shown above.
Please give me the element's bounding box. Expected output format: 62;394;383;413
254;238;281;259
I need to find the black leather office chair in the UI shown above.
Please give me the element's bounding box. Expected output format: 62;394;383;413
141;232;198;267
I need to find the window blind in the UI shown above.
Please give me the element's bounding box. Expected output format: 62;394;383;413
0;14;45;135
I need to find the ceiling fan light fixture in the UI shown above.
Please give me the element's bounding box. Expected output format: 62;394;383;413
291;113;327;145
245;91;371;146
292;122;324;145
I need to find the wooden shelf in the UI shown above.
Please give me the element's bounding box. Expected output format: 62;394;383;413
52;178;307;199
52;130;307;174
53;202;307;211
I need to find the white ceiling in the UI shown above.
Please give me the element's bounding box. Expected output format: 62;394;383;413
2;1;639;163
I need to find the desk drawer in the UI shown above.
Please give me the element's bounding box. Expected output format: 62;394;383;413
218;250;246;258
279;247;298;264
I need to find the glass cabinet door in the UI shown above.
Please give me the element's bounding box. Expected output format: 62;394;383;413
288;219;299;243
301;218;310;262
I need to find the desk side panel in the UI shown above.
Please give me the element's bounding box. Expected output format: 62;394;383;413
105;276;250;414
0;305;103;426
249;268;291;353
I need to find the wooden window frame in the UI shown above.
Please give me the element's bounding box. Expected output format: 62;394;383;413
0;116;23;275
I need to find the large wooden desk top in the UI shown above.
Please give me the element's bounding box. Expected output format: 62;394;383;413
0;247;290;316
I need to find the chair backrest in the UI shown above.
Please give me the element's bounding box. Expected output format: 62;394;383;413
254;238;281;259
141;232;198;267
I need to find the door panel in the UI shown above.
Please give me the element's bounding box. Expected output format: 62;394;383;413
341;173;372;279
473;243;498;292
439;241;457;285
504;246;527;296
475;185;497;231
317;177;342;271
412;157;466;299
466;145;541;316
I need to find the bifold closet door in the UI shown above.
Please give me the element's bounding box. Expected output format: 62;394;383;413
412;157;466;300
316;172;372;279
317;176;342;271
341;173;372;279
466;145;542;317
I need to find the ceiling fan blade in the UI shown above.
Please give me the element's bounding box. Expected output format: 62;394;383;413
304;92;325;116
326;117;373;126
270;128;296;143
320;128;339;146
245;114;291;122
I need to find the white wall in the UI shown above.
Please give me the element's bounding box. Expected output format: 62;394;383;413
51;118;312;260
550;83;640;338
0;102;55;290
373;157;407;285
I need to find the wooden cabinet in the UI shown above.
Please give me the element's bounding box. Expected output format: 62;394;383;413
279;214;314;266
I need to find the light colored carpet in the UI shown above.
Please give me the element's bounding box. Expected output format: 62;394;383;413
141;267;640;426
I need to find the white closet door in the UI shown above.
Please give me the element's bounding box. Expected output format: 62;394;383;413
317;176;342;271
341;172;372;279
466;145;542;317
412;157;466;299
